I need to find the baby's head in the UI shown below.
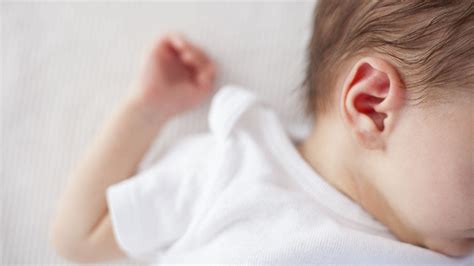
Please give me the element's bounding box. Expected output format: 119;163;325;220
303;0;473;257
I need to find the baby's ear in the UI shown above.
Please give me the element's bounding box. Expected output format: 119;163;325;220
340;57;405;149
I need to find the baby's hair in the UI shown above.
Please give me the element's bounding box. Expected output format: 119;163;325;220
304;0;474;116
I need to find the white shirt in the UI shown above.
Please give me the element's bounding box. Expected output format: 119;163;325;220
106;85;473;264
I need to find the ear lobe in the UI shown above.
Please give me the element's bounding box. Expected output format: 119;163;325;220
341;58;404;149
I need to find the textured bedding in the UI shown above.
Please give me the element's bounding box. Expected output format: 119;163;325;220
1;1;315;264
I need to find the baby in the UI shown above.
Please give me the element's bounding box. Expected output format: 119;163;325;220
51;0;473;264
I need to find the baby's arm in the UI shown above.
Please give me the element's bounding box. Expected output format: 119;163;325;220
50;34;216;263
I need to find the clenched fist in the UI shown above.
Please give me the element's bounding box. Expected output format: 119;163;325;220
131;33;217;119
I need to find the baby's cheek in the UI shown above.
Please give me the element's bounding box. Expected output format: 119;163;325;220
399;116;473;235
408;170;474;237
432;156;474;233
385;100;473;243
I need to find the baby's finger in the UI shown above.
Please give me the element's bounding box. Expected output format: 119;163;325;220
196;63;217;89
168;34;211;69
180;51;203;69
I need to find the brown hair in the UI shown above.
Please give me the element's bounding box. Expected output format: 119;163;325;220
304;0;474;116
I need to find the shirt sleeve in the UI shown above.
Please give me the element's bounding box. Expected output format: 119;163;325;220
105;133;216;261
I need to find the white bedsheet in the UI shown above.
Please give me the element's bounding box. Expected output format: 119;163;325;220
1;1;315;264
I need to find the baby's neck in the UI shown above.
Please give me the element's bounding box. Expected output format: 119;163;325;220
297;119;425;250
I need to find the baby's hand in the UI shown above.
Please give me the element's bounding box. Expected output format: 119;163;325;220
131;33;216;119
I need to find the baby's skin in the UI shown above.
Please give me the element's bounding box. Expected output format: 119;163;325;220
50;34;216;262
